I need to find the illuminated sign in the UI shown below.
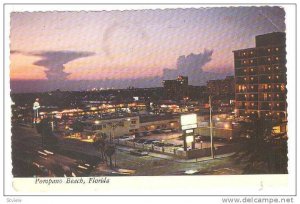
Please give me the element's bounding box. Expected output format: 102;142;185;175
185;129;193;134
180;113;197;130
186;136;194;143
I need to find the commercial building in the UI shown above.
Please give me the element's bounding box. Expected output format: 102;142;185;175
233;32;287;122
139;115;180;131
83;116;140;138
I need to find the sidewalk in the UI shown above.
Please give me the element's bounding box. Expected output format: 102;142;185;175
116;145;235;163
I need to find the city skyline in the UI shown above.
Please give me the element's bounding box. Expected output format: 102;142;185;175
10;7;285;93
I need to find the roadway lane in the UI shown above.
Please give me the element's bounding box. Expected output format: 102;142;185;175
12;125;98;177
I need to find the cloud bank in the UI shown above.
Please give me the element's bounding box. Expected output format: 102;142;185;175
10;49;231;93
162;49;228;85
31;50;95;80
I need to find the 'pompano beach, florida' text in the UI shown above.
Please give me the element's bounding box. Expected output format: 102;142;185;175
35;177;110;185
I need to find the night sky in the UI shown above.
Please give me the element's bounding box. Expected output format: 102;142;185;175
10;7;285;93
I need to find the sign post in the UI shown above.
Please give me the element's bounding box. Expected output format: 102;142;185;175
180;113;197;151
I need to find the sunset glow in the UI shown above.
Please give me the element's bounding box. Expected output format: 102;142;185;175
10;7;285;92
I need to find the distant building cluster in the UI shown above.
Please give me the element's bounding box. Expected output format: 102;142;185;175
207;76;235;97
162;76;189;100
11;32;288;138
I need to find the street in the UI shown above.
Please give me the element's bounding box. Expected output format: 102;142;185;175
12;124;246;177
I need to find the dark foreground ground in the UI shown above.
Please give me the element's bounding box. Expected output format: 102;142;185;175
11;124;287;177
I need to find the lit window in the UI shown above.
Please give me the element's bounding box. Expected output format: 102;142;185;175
250;51;253;54
251;86;254;89
276;57;279;60
243;52;246;56
276;48;279;51
243;60;246;63
244;77;247;81
269;94;271;97
268;67;271;70
276;66;279;69
244;69;247;72
268;48;271;52
268;76;271;79
277;103;280;107
276;94;279;97
250;60;253;63
269;103;271;106
268;58;271;61
251;94;254;97
268;85;271;88
250;77;254;81
251;68;254;72
276;76;279;79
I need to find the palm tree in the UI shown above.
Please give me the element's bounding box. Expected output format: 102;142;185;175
93;133;107;163
104;144;116;169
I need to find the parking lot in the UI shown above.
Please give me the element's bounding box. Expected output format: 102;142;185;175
115;130;229;157
138;133;227;149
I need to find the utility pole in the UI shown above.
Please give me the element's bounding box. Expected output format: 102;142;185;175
209;95;215;159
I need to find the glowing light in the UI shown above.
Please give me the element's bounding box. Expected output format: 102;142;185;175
185;136;194;143
224;124;230;129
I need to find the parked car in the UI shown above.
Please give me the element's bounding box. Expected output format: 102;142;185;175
151;129;163;134
119;135;135;140
161;129;172;133
135;139;147;144
134;132;144;137
164;143;175;147
153;142;165;147
174;144;183;147
141;131;151;136
171;129;180;133
177;147;192;151
195;135;204;143
73;160;95;176
130;149;149;156
143;139;159;145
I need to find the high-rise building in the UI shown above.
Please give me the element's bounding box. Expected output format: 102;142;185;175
233;32;287;121
163;76;188;100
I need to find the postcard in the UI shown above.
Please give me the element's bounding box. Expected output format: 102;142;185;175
2;2;297;201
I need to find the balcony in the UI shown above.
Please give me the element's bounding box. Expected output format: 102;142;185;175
236;77;248;84
259;102;272;111
247;85;258;92
235;68;248;76
273;103;286;111
235;102;246;109
272;84;286;92
273;74;286;83
248;76;258;84
236;94;247;101
258;94;273;101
